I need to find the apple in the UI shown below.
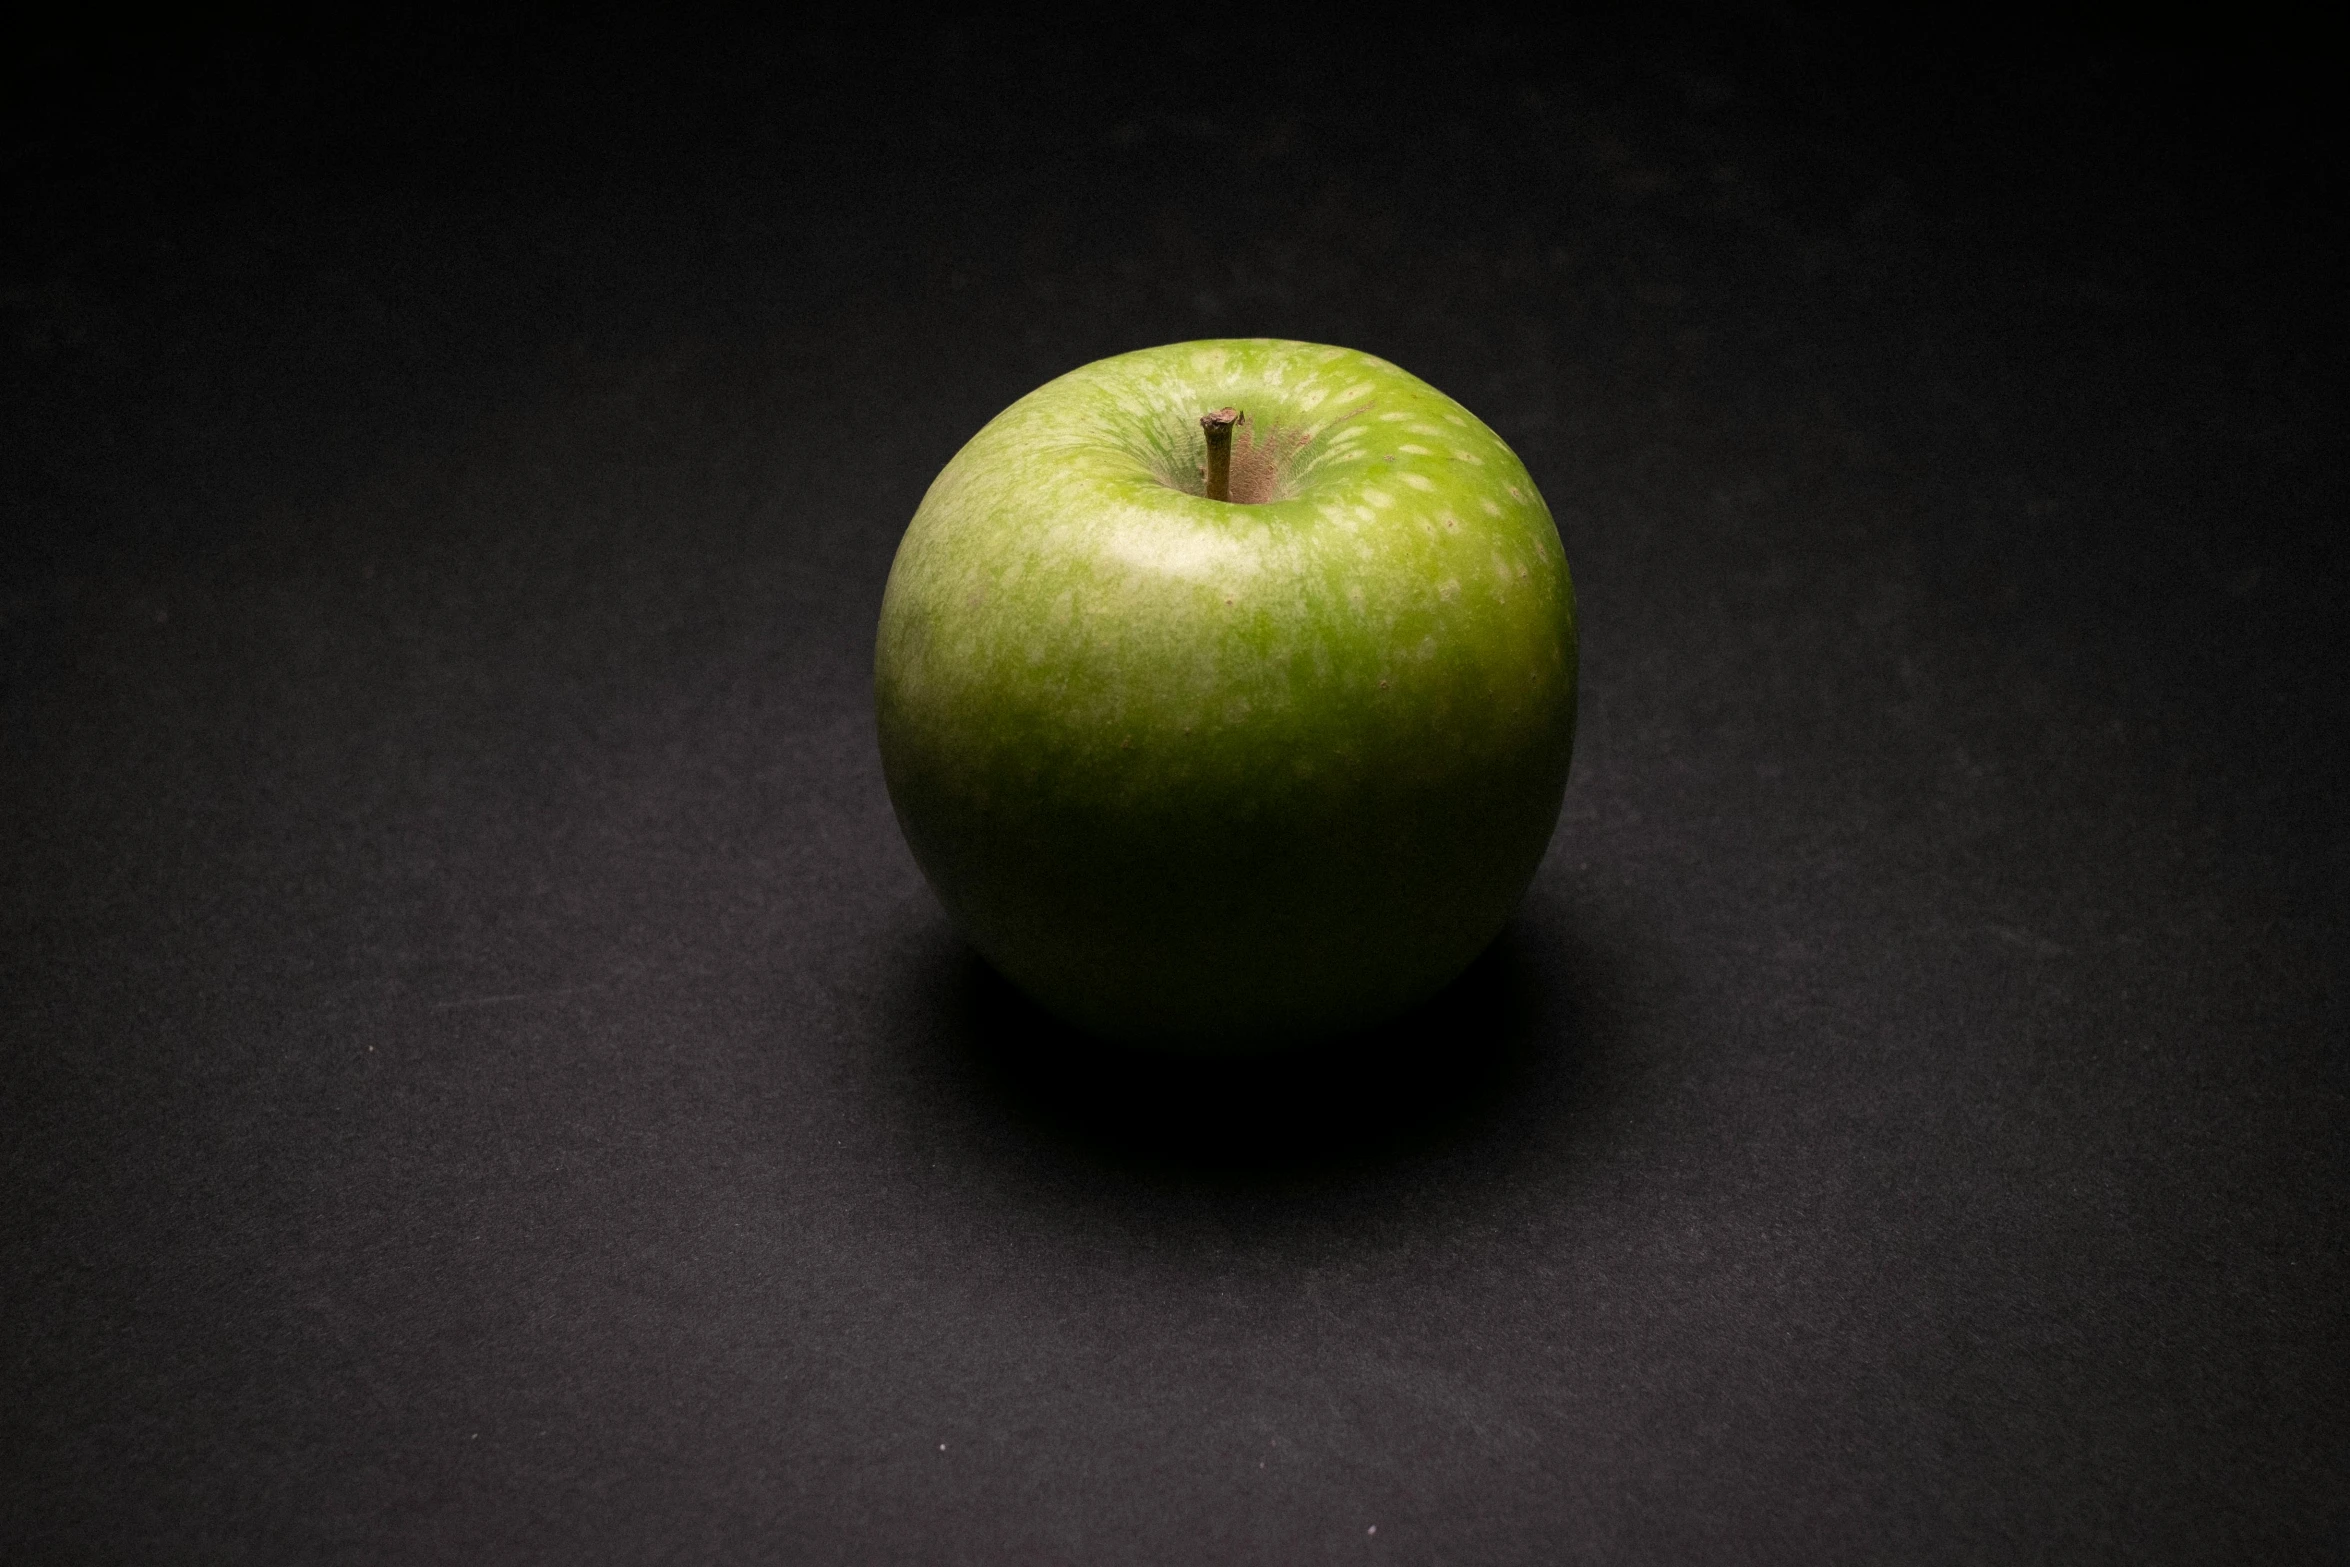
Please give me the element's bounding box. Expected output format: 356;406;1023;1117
875;339;1577;1052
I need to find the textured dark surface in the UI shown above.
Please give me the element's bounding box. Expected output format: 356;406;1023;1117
5;17;2345;1564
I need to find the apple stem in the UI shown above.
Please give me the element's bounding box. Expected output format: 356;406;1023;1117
1201;408;1241;502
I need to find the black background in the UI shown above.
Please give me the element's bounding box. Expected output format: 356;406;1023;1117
5;13;2345;1563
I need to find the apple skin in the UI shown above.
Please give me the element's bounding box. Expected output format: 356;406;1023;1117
875;339;1576;1053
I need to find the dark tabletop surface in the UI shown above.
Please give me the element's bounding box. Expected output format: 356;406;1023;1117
5;16;2344;1564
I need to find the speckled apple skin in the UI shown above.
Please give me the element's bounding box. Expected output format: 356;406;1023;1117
875;340;1577;1053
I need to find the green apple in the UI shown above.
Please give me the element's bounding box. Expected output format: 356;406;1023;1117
875;339;1576;1053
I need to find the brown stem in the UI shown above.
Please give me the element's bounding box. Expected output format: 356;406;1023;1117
1200;407;1241;501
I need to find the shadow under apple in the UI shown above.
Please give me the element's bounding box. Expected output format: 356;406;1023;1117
923;917;1585;1183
